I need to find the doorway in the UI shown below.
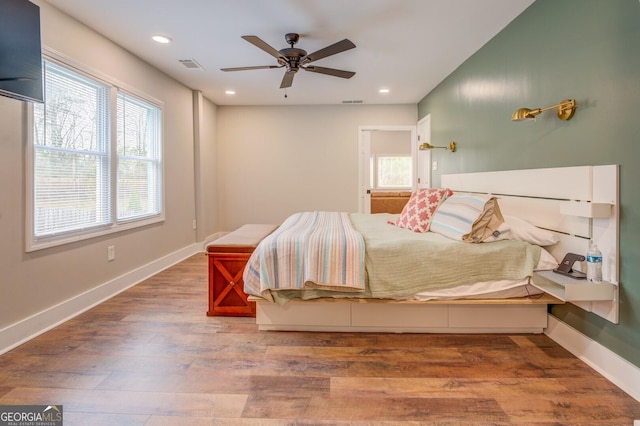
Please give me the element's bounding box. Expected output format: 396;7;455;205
358;125;420;213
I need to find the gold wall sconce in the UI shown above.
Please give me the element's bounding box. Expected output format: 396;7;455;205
419;141;456;152
511;99;577;121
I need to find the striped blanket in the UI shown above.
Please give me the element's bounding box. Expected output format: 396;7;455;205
243;211;366;302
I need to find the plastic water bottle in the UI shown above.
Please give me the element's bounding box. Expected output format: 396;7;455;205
586;242;603;283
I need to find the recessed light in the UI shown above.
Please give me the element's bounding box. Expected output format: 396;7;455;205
225;90;236;95
152;35;172;44
379;88;390;94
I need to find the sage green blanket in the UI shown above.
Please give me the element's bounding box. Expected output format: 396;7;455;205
351;213;540;298
269;213;540;304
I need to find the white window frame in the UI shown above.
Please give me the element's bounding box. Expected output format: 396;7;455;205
25;50;165;252
116;90;163;223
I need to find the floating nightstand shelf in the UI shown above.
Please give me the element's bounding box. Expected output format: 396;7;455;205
532;271;616;302
560;201;612;218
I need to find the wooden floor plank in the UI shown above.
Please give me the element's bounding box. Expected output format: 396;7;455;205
264;345;466;363
242;394;510;423
64;412;150;426
1;387;248;418
1;253;639;425
330;377;568;399
95;371;330;397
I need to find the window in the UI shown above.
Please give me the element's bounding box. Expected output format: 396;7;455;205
116;93;161;221
370;155;412;189
27;57;163;250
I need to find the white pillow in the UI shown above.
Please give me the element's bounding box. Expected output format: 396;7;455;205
504;215;560;246
535;247;559;271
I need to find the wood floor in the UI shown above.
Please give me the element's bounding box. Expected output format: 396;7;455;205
1;254;639;425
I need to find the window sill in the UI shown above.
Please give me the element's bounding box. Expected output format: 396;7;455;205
26;215;165;252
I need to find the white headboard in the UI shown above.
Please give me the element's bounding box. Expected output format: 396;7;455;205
441;165;619;322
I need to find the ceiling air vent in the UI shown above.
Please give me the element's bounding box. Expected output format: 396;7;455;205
179;59;204;70
342;100;363;104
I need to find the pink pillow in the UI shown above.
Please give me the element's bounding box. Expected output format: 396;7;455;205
388;188;453;232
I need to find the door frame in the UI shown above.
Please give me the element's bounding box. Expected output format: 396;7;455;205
416;114;432;189
357;125;417;213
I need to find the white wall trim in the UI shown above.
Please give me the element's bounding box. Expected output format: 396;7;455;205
545;315;640;402
0;243;202;355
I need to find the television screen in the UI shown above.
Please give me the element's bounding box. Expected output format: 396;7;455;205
0;0;43;103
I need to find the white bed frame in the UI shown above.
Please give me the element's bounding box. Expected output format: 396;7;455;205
251;165;619;333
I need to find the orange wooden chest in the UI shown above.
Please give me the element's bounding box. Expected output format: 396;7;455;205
206;224;277;317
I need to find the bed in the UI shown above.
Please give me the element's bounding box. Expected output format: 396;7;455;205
244;165;619;333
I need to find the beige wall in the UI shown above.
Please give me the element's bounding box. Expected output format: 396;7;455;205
0;2;198;330
370;130;412;155
216;104;417;230
194;91;219;241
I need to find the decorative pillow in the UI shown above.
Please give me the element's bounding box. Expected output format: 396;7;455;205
535;247;559;271
504;215;560;246
430;194;508;242
388;188;453;232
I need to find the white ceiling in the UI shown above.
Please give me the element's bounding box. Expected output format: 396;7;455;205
43;0;534;106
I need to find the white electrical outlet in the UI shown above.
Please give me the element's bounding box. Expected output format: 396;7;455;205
107;245;115;262
192;219;197;230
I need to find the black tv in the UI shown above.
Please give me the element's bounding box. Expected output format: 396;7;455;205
0;0;43;103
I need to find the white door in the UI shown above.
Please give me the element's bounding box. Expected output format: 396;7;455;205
416;115;431;188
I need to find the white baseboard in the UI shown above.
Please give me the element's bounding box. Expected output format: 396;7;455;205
545;315;640;402
0;243;202;355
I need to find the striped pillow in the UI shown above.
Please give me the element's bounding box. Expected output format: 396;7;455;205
430;194;508;242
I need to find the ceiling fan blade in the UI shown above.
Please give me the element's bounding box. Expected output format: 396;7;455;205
303;66;355;79
242;35;286;61
301;39;356;64
221;65;282;72
280;71;295;89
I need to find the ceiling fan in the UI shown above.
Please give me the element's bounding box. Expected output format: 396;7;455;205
221;33;356;89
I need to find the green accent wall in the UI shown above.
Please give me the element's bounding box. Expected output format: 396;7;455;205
418;0;640;367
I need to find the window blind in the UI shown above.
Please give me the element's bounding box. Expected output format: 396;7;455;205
30;57;163;248
116;93;161;221
33;61;111;238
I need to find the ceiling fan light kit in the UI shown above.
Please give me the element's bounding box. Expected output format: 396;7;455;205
221;33;356;89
